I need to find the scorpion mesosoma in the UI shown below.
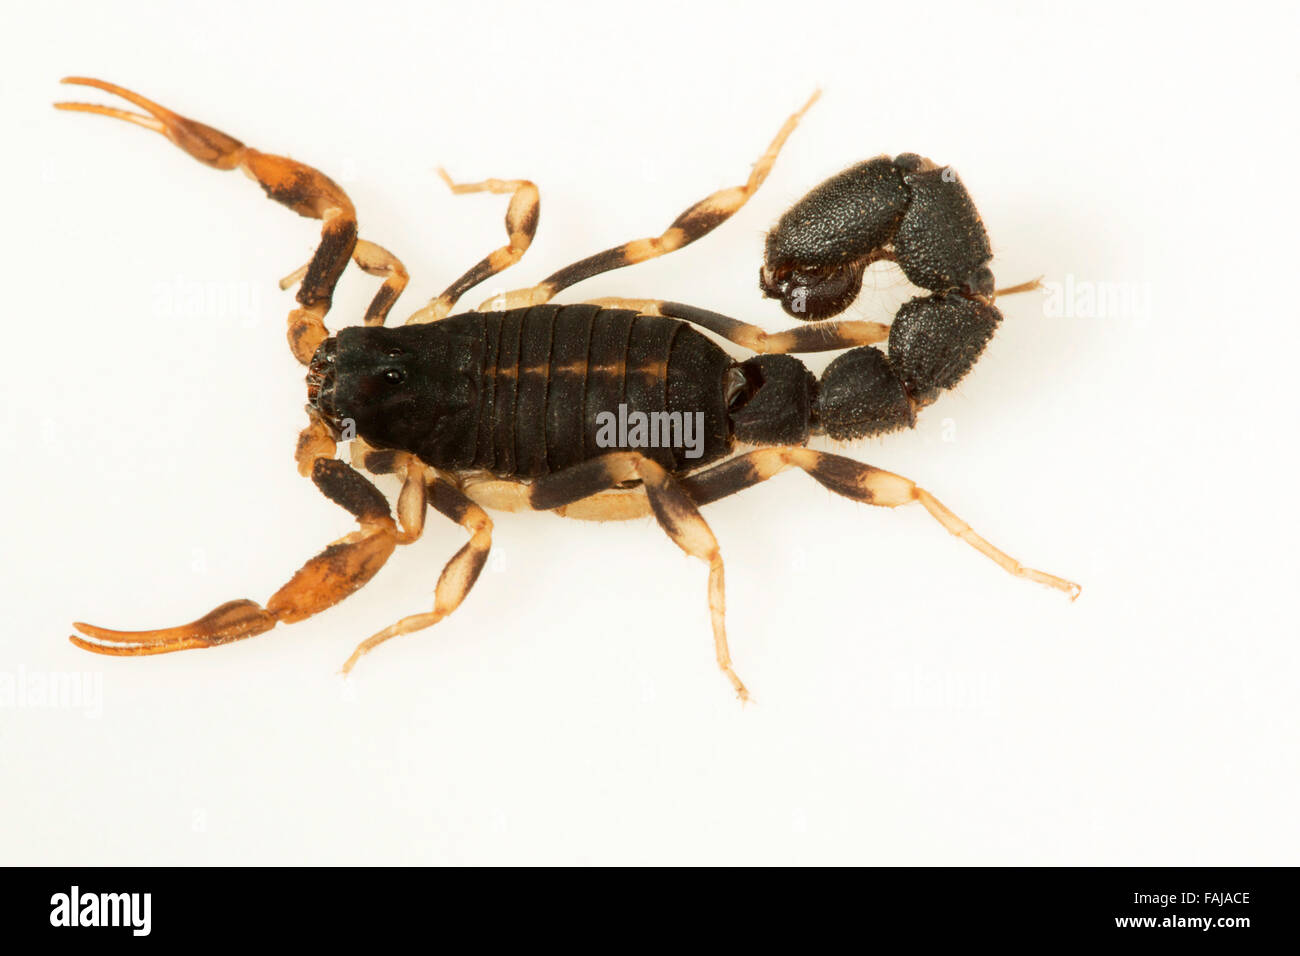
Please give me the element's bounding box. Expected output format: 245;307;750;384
57;78;1078;700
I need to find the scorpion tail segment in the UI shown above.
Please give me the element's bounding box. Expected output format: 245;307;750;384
70;600;277;656
810;294;1001;440
56;77;247;170
761;149;1003;318
813;345;916;441
728;354;817;447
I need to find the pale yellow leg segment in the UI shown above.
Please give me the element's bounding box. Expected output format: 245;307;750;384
395;457;430;545
914;489;1080;598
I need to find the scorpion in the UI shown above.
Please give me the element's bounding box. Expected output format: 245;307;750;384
56;77;1078;700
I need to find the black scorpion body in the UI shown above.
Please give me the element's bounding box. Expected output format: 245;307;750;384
309;294;1002;476
60;77;1081;691
310;305;736;477
304;156;1007;477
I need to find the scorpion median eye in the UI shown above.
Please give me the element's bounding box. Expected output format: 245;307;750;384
384;369;405;384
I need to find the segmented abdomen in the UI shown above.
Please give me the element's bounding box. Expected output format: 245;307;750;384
435;305;733;478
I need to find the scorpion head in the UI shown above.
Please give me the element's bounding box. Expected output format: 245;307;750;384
306;326;481;465
306;336;345;432
306;329;430;442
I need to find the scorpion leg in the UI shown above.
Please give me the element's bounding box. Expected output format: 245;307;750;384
405;171;541;324
530;452;749;701
280;239;410;328
70;460;404;656
478;91;820;312
583;280;1040;355
583;298;890;353
340;477;493;674
678;448;1081;599
55;77;404;363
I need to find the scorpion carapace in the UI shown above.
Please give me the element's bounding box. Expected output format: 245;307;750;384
58;77;1077;701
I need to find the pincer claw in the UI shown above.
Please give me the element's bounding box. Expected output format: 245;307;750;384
70;599;276;656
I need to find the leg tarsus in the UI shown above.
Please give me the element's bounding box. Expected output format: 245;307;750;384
914;488;1081;599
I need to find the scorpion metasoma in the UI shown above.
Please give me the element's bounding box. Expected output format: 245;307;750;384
57;77;1078;700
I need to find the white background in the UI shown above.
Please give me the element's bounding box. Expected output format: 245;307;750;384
3;1;1297;865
